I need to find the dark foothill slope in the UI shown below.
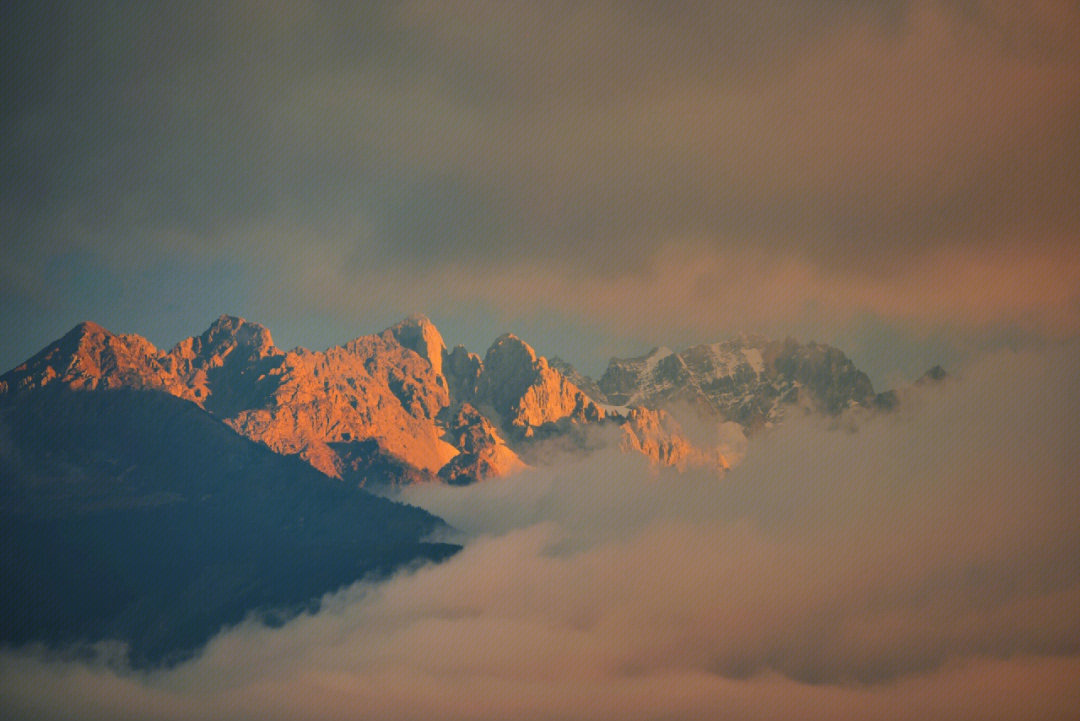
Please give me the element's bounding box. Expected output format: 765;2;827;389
0;386;456;666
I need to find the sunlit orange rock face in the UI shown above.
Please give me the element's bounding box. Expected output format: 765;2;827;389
0;321;175;393
1;314;892;485
226;318;457;478
1;315;670;484
437;403;526;484
478;333;604;435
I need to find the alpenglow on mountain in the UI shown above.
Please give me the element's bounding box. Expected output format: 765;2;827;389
0;314;901;663
0;315;897;486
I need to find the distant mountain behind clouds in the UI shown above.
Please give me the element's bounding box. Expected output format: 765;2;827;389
1;314;899;486
586;336;897;428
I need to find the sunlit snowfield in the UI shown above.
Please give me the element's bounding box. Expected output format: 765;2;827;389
3;343;1077;720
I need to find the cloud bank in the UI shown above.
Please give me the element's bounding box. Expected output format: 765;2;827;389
2;341;1078;720
3;1;1079;378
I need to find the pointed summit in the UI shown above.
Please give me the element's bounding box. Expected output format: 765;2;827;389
385;314;446;376
0;321;167;396
915;364;949;387
168;316;277;373
68;319;109;337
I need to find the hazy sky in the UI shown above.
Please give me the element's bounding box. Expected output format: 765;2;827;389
3;1;1079;384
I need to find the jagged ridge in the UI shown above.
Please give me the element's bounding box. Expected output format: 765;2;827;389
1;316;900;484
583;336;896;429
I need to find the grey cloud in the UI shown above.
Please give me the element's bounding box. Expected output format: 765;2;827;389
6;2;1077;273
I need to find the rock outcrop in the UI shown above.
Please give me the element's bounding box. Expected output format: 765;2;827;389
164;314;282;415
477;333;603;437
437;403;525;484
387;314;446;377
222;321;459;477
0;315;465;484
618;407;729;472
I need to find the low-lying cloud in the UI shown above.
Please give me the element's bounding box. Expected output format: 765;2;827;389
2;341;1078;720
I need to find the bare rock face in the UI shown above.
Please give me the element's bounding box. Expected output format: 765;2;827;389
478;333;603;437
164;315;283;415
0;318;729;482
437;403;525;484
0;317;462;481
443;345;482;405
385;313;446;378
169;315;278;376
618;407;729;473
0;321;173;395
222;328;457;477
1;316;899;485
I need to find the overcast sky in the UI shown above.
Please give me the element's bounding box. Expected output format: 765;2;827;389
3;1;1078;385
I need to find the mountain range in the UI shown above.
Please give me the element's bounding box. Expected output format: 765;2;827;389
0;314;897;485
0;314;899;664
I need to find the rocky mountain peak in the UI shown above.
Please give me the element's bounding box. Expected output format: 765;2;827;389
477;333;602;436
68;319;108;338
918;365;949;384
161;316;282;414
1;316;904;487
479;333;541;417
175;315;278;365
385;313;446;376
595;334;892;428
57;321;122;363
0;320;166;396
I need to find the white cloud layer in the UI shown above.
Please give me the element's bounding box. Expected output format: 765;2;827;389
2;340;1078;719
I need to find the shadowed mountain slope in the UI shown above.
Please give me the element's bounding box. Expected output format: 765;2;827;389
0;386;456;666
